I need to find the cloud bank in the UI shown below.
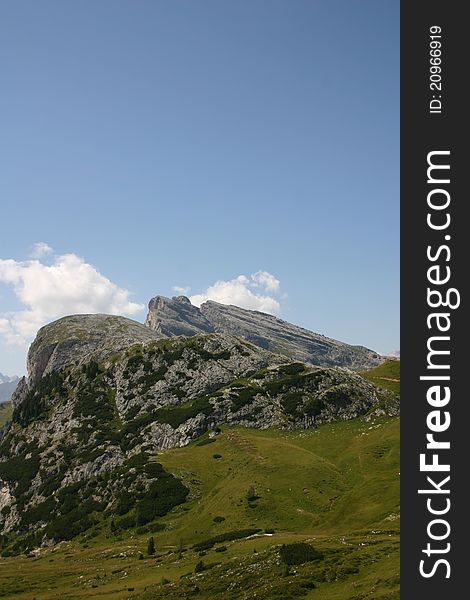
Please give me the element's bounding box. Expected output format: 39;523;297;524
189;271;282;315
0;247;144;346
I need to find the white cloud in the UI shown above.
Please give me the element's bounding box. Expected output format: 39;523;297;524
189;271;282;315
250;270;280;292
172;285;191;296
30;242;53;258
0;248;144;347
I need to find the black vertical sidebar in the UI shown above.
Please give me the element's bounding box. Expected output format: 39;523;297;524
401;1;467;598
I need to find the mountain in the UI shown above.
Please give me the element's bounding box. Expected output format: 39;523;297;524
145;295;383;370
26;313;166;387
0;373;18;384
0;313;398;554
0;373;20;404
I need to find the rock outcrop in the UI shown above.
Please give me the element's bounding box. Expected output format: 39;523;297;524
11;314;165;409
145;296;383;370
28;314;164;384
145;295;213;337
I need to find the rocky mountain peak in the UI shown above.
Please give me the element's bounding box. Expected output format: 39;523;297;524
0;373;20;385
0;374;20;404
28;314;165;384
145;295;214;337
11;314;165;409
173;295;192;305
146;295;383;370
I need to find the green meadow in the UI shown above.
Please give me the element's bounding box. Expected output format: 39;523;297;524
360;360;400;395
0;414;399;599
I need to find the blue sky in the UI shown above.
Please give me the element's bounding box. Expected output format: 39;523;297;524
0;0;399;375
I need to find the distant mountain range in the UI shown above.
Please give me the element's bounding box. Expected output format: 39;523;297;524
0;373;20;403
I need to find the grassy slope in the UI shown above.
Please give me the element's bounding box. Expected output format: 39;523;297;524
360;360;400;394
0;401;12;428
0;416;399;600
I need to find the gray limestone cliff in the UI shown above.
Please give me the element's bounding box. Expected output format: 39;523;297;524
28;314;165;384
145;296;383;370
11;314;165;409
145;296;213;337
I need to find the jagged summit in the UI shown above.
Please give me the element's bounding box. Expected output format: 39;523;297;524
145;295;383;370
145;295;214;337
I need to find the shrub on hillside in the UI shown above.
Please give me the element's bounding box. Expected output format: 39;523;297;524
279;542;323;565
246;486;259;501
278;363;306;376
194;560;205;573
213;516;225;523
147;536;156;555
